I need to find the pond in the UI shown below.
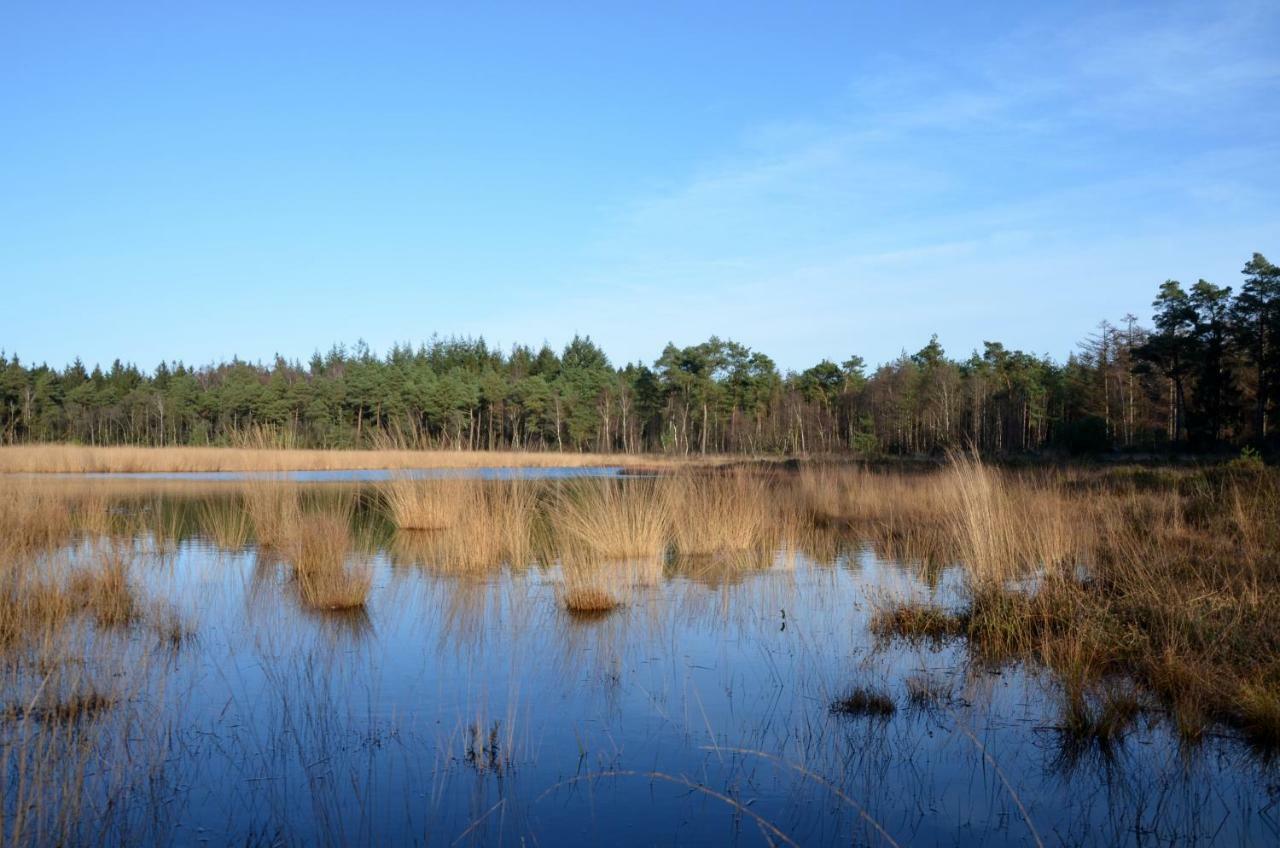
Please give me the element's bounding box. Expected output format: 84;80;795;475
2;474;1276;846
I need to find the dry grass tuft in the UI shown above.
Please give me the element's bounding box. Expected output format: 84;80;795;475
297;561;373;611
280;510;372;611
389;481;539;573
946;452;1082;587
382;478;473;531
148;601;194;649
197;496;251;551
284;512;351;575
830;686;896;718
66;545;137;628
668;471;778;556
242;482;302;548
870;601;965;645
1055;688;1142;758
562;585;621;616
1236;682;1280;750
551;480;671;560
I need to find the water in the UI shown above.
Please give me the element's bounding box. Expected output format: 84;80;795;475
8;482;1278;846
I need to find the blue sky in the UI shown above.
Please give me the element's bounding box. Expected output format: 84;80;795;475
2;1;1277;372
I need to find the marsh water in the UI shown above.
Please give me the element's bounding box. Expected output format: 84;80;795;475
8;473;1278;846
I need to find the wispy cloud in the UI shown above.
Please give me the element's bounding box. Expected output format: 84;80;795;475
523;0;1280;368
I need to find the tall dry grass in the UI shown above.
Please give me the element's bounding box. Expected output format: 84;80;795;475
243;482;302;548
863;456;1280;750
667;471;780;556
245;490;375;612
197;495;252;551
387;480;539;573
797;464;958;568
381;477;472;531
944;452;1082;586
0;444;703;474
550;480;672;560
0;485;75;559
547;479;675;612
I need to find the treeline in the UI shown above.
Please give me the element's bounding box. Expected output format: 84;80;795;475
2;253;1277;457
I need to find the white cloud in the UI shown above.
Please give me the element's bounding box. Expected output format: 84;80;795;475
523;0;1280;368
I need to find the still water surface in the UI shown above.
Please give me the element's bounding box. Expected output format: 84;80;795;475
16;474;1280;846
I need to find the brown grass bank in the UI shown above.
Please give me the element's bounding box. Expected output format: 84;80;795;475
862;457;1280;750
0;444;719;475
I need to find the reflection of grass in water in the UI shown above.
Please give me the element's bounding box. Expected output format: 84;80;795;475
534;770;803;848
197;495;251;551
667;546;778;589
387;481;539;572
4;462;1280;841
844;456;1280;753
1052;687;1143;768
707;746;904;848
904;674;951;709
300;604;375;643
4;687;115;724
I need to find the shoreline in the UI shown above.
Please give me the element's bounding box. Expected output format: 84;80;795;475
0;444;733;475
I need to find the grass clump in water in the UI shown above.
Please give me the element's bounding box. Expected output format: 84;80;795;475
870;601;966;646
551;480;671;560
1057;688;1142;752
381;477;473;531
905;674;951;708
1236;682;1280;752
66;545;137;628
668;471;778;556
562;585;621;617
243;482;302;548
831;686;896;718
285;512;372;611
197;495;251;551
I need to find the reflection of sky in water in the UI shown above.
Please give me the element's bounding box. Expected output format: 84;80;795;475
54;501;1280;846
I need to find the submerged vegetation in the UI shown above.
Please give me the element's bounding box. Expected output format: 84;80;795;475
0;457;1278;842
